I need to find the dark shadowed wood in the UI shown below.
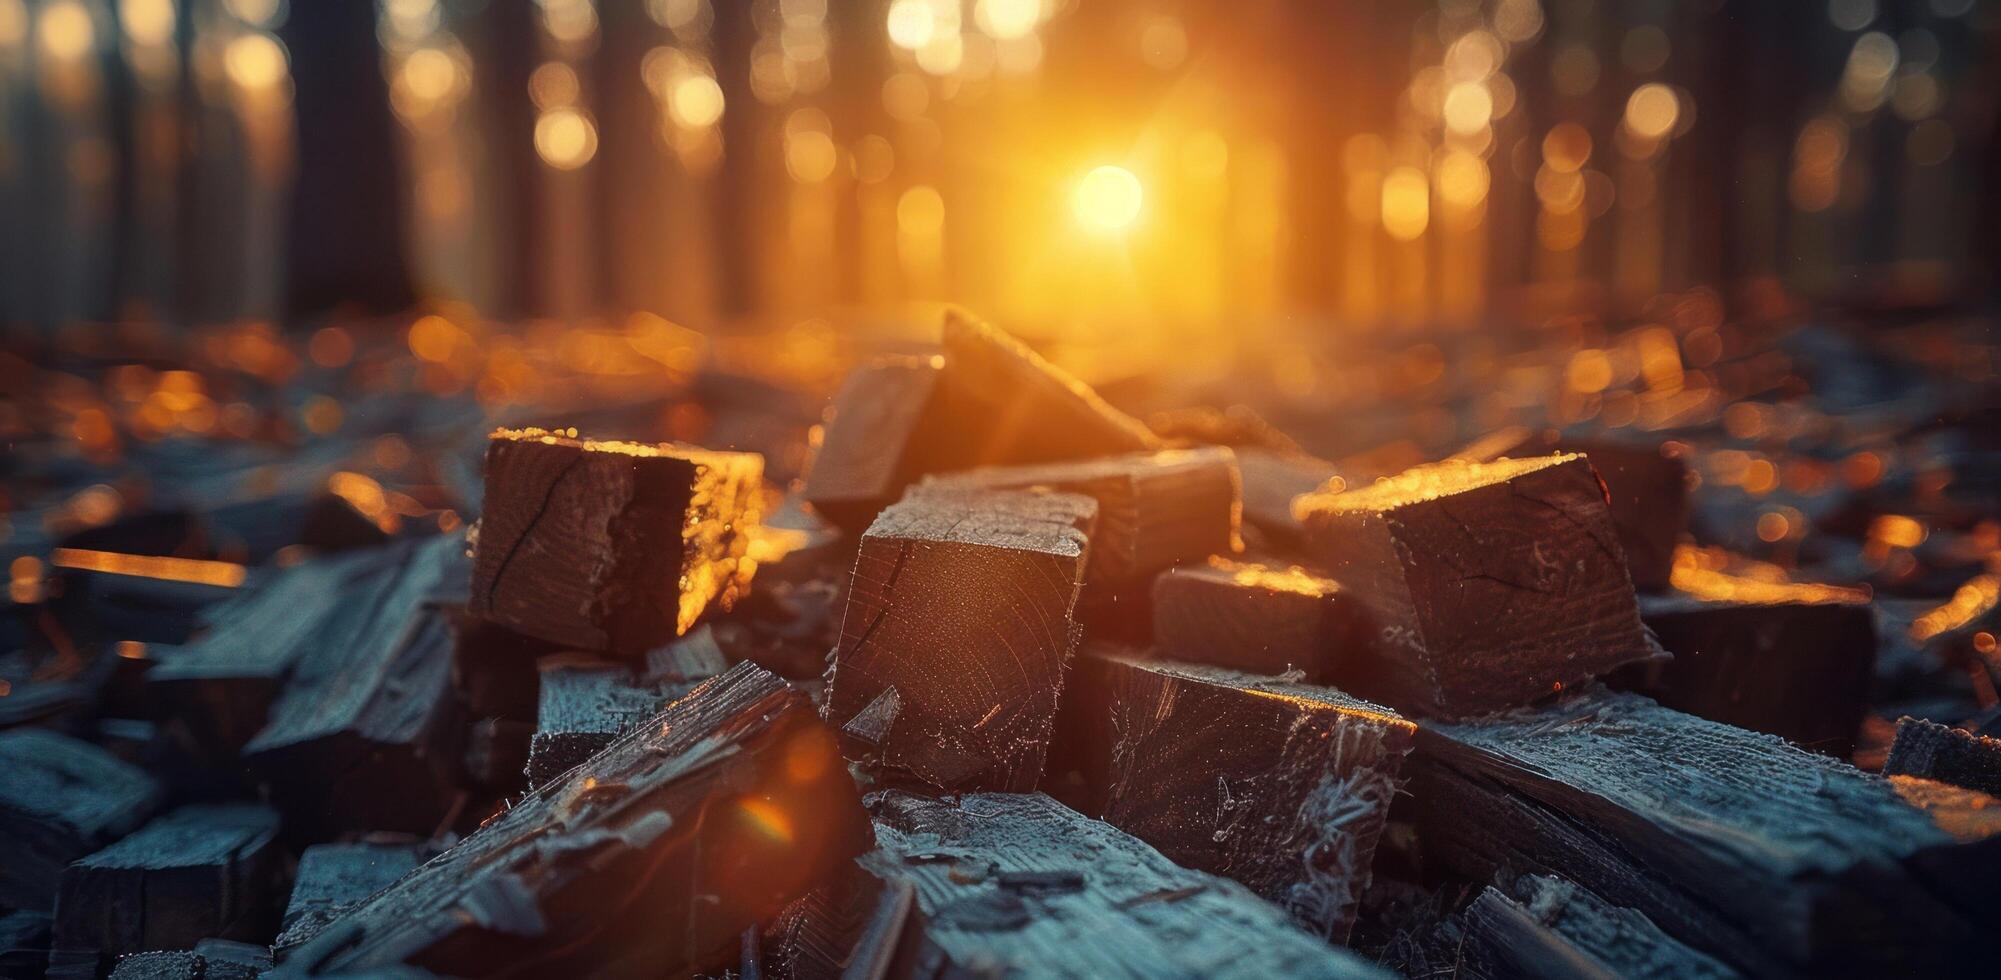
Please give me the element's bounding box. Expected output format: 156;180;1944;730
1234;448;1341;547
470;428;762;655
524;652;717;789
919;446;1240;592
1455;875;1739;980
276;841;438;956
824;488;1096;792
281;663;870;978
0;729;163;910
1454;429;1690;591
0;908;52;977
242;535;464;839
857;791;1389;979
801;311;1159;531
52;804;283;975
1150;560;1357;679
1414;687;2001;976
1295;455;1657;717
766;870;925;980
1630;589;1875;756
1059;651;1412;941
1885;716;2001;797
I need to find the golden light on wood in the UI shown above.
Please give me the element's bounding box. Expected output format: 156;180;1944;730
1073;165;1143;233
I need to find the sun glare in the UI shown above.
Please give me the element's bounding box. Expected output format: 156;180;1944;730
1074;165;1143;233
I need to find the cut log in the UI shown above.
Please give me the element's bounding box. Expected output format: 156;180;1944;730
1885;716;2001;797
524;651;716;789
1453;428;1690;591
0;728;163;910
469;427;762;655
241;535;465;839
1413;687;2001;976
1294;454;1657;717
51;804;283;975
824;488;1097;792
855;791;1390;979
279;663;871;978
1150;560;1357;679
276;841;438;955
918;447;1239;588
1234;447;1341;547
1631;586;1876;756
1455;874;1739;980
1059;650;1413;941
801;311;1160;530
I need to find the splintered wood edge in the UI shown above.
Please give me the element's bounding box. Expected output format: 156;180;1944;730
1091;650;1412;732
1292;453;1585;517
490;426;758;470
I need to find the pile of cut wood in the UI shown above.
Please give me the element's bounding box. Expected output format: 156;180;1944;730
5;309;2000;979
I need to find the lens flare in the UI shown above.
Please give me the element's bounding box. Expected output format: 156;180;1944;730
1073;165;1143;233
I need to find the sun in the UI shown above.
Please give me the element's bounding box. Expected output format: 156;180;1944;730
1073;165;1144;233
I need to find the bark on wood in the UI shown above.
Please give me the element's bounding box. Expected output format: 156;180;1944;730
1295;454;1658;717
1413;687;2001;976
852;791;1390;979
801;311;1159;531
1057;650;1412;941
277;663;870;978
1630;591;1876;756
52;804;283;975
1455;874;1740;980
1454;429;1690;591
1885;716;2001;797
823;488;1096;792
1150;560;1358;679
0;729;163;910
469;428;762;655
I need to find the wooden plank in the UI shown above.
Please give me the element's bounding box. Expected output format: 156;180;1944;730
523;651;717;789
276;841;438;955
279;663;871;977
1632;588;1875;756
1453;428;1690;591
1295;455;1658;717
51;804;283;975
801;311;1160;531
1413;687;2001;976
469;427;762;655
855;791;1389;979
1150;560;1357;679
1455;874;1740;980
1885;716;2001;797
1058;650;1413;941
824;487;1097;792
0;728;163;910
241;534;464;839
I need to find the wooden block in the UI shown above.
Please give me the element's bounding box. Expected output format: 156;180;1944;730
1294;455;1657;717
1059;651;1413;941
919;446;1240;587
242;535;464;839
524;652;716;789
276;841;437;955
146;545;404;755
1150;560;1357;679
0;729;163;910
1454;428;1690;591
1413;688;2001;976
824;488;1097;792
0;909;52;978
802;311;1159;530
1455;875;1738;980
1235;448;1341;546
1632;586;1876;756
1885;716;2001;797
52;804;283;974
857;791;1390;979
469;427;762;655
280;663;871;977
